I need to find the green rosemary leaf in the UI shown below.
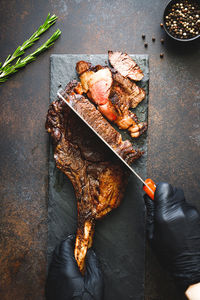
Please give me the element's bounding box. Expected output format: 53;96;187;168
4;54;11;63
1;13;58;70
0;29;61;83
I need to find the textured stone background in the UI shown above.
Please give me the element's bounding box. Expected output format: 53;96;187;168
0;1;199;299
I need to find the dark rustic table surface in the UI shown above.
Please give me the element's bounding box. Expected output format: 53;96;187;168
0;1;199;300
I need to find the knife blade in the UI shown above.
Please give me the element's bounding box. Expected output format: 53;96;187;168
57;89;156;200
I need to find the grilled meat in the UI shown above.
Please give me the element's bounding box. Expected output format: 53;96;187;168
76;57;147;138
76;61;103;76
110;92;147;138
61;80;142;163
76;60;91;75
79;67;118;122
112;71;146;109
88;68;112;105
111;72;147;137
46;85;129;272
108;51;144;81
46;52;147;272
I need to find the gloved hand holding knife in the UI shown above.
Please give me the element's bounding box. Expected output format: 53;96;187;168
46;182;200;300
145;182;200;300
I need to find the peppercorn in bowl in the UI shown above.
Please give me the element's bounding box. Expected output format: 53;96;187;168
163;0;200;41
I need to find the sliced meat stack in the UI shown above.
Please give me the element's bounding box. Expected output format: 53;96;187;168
61;80;142;164
76;51;147;138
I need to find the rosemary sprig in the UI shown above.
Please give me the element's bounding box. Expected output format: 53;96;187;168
0;29;61;82
0;13;58;71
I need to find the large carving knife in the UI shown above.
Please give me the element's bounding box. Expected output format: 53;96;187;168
57;89;156;200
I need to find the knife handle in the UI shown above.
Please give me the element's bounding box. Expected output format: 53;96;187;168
143;178;156;200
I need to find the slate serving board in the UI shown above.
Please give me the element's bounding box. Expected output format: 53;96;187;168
48;54;149;300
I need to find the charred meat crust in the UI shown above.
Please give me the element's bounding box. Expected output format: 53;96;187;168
76;61;92;75
76;61;104;75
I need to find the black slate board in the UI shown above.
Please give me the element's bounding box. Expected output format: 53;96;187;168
48;54;149;300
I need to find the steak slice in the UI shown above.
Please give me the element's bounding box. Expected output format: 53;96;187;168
88;68;113;105
108;51;144;81
112;71;146;108
61;80;142;163
110;72;147;137
79;67;118;121
46;93;129;273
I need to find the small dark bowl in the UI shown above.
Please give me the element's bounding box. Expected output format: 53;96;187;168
163;0;200;42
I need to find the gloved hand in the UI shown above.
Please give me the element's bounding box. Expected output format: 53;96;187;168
144;182;200;292
46;235;104;300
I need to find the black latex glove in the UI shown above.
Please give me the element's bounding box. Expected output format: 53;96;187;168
46;235;104;300
144;182;200;292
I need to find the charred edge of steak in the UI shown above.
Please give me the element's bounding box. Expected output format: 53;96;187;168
115;140;143;164
64;79;80;93
76;61;92;75
108;50;144;81
45;98;68;144
90;64;104;72
61;81;142;164
76;61;105;76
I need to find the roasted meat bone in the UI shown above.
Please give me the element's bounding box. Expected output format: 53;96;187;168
46;97;128;273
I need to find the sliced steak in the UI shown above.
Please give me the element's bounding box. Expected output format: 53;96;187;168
89;68;113;105
112;71;146;108
60;81;142;163
76;55;147;138
79;67;112;104
108;51;144;81
79;67;118;121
